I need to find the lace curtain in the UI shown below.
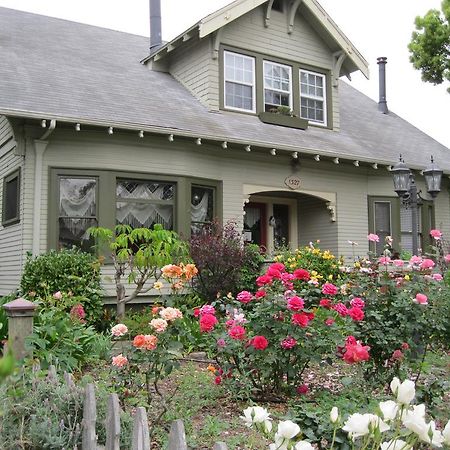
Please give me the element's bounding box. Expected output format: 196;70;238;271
191;191;209;223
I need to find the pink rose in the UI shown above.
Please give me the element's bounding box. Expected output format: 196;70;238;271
293;269;310;281
217;338;226;348
367;233;380;242
342;339;370;364
160;307;183;321
266;266;282;279
392;349;404;360
281;272;295;282
228;325;246;340
111;323;128;337
325;318;335;326
430;229;442;240
236;291;253;304
419;258;435;270
53;291;62;300
269;262;285;272
409;255;423;265
150;318;168;333
348;307;364;321
281;336;297;349
322;283;338;296
432;273;443;281
320;298;332;308
112;354;128;368
70;304;86;322
393;259;405;267
256;274;273;286
199;314;218;332
199;305;215;316
292;312;311;327
333;303;348;317
350;297;365;309
414;293;428;305
287;296;305;311
445;254;450;264
378;256;391;265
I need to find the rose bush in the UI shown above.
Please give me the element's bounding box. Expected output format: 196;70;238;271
197;261;370;399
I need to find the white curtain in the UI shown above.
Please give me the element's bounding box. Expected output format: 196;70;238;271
59;178;96;217
191;191;209;222
116;202;173;229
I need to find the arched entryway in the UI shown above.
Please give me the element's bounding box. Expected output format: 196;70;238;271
243;184;337;254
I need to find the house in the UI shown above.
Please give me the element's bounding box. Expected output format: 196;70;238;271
0;0;449;299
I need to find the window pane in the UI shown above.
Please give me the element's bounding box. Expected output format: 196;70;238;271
117;180;174;201
374;202;391;254
116;201;173;230
58;177;97;251
4;175;19;222
273;204;289;249
225;81;253;110
400;205;421;253
191;186;214;223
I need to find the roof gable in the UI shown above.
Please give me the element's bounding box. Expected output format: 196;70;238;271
145;0;368;78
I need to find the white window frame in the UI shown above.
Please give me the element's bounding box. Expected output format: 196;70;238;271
299;69;327;126
263;60;293;112
223;50;256;113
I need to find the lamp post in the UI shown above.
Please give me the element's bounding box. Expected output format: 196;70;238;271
391;155;443;256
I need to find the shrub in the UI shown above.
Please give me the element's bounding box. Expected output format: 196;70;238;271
0;291;17;342
196;261;365;399
0;368;133;449
20;249;103;325
190;221;264;301
238;243;266;292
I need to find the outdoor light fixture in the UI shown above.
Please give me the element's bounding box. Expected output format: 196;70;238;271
108;127;114;135
75;123;81;131
245;145;251;152
41;120;47;128
196;138;202;145
221;141;228;149
333;157;339;164
372;163;378;169
353;160;359;167
168;134;174;142
391;154;443;255
270;148;276;156
139;130;144;138
314;154;320;161
292;152;298;159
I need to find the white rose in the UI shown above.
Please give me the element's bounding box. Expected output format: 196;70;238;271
402;405;428;436
330;406;339;424
241;406;271;427
390;377;401;395
396;379;416;405
380;439;411;450
379;400;398;421
342;413;389;441
417;421;444;447
276;420;301;440
295;441;315;450
443;420;450;446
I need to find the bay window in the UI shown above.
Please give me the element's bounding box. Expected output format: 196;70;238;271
191;185;215;234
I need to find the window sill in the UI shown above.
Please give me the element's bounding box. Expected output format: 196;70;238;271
1;217;20;227
258;112;308;130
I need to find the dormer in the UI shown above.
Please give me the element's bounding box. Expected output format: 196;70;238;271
143;0;368;131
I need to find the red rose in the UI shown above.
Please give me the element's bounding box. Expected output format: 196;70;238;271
193;308;200;317
342;339;370;364
266;267;282;279
320;298;332;308
252;335;269;350
228;325;246;340
296;384;309;395
256;274;273;286
401;342;410;350
214;376;222;385
392;349;404;360
287;296;305;311
322;283;338;295
199;313;218;333
325;318;335;326
293;268;310;281
255;290;267;299
348;307;364;321
269;262;285;272
292;312;310;327
350;297;365;309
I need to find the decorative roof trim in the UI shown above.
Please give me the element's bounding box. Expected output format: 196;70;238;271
144;0;369;78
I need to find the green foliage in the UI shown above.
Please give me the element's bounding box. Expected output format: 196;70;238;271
238;244;265;292
445;269;450;286
26;308;105;371
0;291;17;341
20;249;103;325
0;368;133;449
408;0;450;92
89;224;188;317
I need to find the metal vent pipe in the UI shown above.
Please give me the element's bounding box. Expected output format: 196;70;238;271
377;57;388;114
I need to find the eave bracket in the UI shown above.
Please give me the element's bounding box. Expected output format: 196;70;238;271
332;51;347;87
288;0;303;34
265;0;275;27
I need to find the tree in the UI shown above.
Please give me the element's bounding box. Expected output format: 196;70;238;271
89;224;188;318
408;0;450;92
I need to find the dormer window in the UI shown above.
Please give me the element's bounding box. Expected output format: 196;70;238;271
224;51;256;112
300;69;327;126
263;61;292;112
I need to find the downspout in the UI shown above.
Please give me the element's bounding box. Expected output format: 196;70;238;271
32;119;56;256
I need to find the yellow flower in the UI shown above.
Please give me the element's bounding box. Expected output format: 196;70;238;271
153;281;163;290
354;262;361;268
328;274;333;280
404;274;410;281
312;249;320;255
311;270;318;276
290;264;296;269
317;274;323;279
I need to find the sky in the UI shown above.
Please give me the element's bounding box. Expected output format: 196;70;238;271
0;0;449;151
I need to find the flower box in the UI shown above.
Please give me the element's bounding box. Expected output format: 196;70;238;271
258;112;308;130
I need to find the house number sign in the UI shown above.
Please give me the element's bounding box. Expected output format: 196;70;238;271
284;175;301;190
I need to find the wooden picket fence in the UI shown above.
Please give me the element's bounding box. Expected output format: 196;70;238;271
45;365;228;450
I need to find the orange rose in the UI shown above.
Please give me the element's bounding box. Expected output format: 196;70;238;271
183;263;198;280
133;334;146;348
161;264;183;279
143;334;158;350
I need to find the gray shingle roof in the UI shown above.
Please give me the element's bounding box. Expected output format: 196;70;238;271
0;6;448;171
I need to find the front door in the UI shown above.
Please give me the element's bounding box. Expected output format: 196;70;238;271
243;202;267;250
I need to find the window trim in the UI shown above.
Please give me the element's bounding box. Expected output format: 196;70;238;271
223;50;256;113
2;167;21;227
48;168;222;250
263;60;293;112
300;69;327;126
219;45;333;129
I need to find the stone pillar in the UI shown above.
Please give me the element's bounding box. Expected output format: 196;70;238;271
2;298;37;360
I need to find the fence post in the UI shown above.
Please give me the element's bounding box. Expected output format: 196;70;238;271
168;419;188;450
131;406;150;450
2;298;37;360
105;393;121;450
82;383;97;450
